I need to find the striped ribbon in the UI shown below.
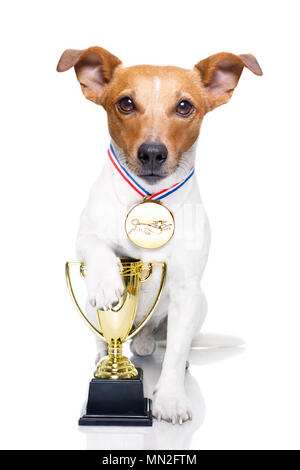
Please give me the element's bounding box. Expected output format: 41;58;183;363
108;144;194;201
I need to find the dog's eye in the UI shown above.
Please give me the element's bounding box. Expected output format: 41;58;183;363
117;96;136;114
175;100;194;117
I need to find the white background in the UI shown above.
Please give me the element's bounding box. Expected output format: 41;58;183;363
0;0;299;450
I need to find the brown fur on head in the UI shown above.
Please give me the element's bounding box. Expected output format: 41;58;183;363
57;47;262;180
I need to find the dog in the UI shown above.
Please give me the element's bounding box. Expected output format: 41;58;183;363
57;47;262;424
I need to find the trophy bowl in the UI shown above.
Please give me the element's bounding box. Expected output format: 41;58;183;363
65;257;167;426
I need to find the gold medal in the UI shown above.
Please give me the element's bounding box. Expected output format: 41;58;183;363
125;200;175;249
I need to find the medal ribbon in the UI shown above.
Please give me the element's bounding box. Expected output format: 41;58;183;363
108;144;194;201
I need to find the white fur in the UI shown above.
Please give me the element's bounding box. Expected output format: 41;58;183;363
150;76;161;141
77;138;211;423
154;76;160;97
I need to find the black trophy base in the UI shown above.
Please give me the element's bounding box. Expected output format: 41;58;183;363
79;368;152;427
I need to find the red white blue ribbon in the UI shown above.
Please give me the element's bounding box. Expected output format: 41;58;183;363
108;144;194;201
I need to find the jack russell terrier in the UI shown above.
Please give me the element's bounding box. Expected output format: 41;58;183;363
57;47;262;424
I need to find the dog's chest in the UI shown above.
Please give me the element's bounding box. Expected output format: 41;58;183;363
92;195;206;250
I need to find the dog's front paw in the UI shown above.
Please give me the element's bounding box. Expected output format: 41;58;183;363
86;253;124;310
153;387;192;424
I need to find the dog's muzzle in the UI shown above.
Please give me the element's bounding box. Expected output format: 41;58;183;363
137;142;168;177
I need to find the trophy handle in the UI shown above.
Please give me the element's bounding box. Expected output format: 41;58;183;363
65;261;104;338
127;261;167;341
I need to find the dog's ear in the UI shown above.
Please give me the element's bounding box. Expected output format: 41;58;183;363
195;52;262;111
56;46;122;104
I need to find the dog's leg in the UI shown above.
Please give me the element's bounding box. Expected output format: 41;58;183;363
77;235;124;311
153;317;168;341
130;325;156;357
154;318;190;369
95;336;108;365
153;282;207;424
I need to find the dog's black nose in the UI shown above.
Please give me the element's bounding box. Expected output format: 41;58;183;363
138;142;168;169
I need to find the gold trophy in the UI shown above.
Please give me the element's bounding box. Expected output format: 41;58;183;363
65;257;166;426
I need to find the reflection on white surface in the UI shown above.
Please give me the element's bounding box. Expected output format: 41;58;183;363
79;334;244;450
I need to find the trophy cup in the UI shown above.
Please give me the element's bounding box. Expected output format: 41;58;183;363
65;257;166;426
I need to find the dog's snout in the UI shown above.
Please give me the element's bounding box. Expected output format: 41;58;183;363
138;142;168;168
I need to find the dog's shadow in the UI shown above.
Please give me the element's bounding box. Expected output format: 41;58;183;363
80;333;244;450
